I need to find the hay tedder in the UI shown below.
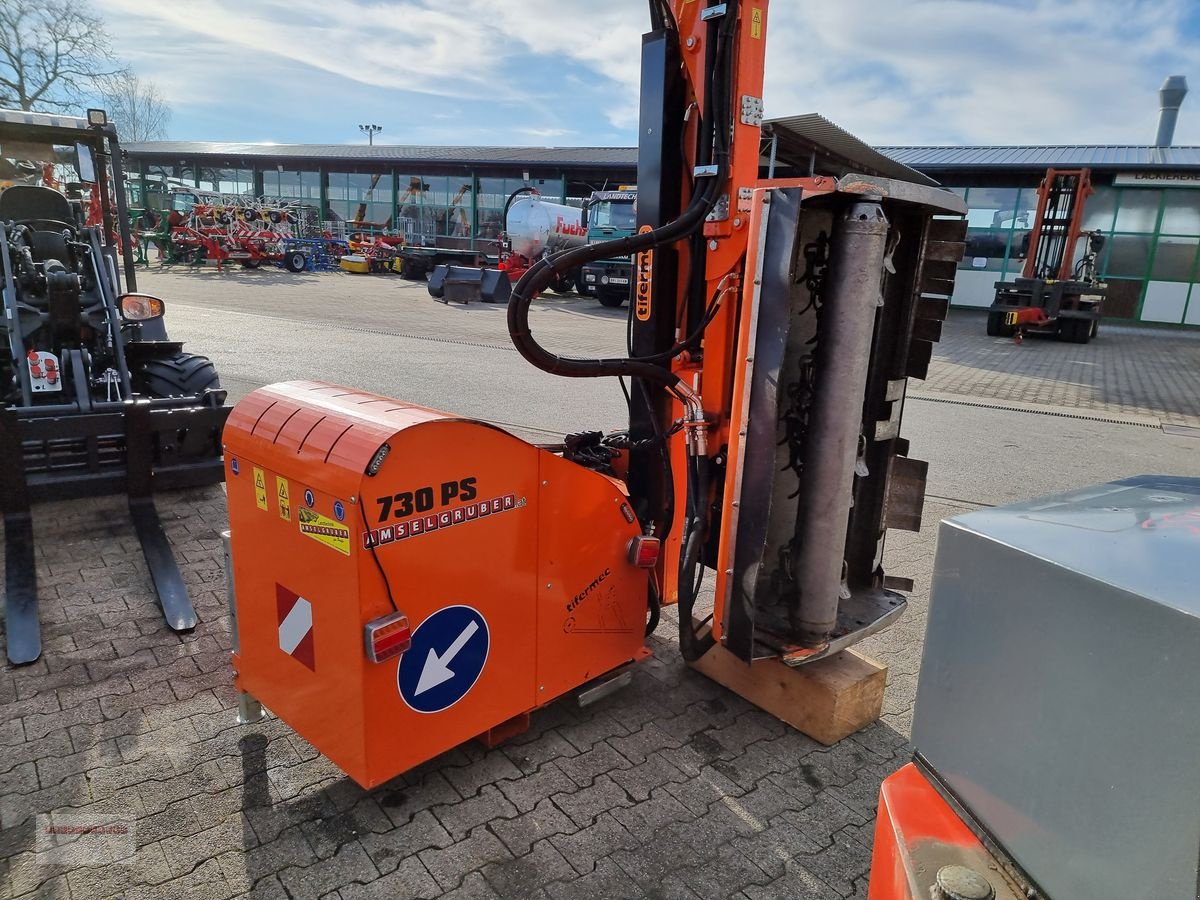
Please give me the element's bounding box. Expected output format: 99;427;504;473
133;189;341;272
0;108;229;665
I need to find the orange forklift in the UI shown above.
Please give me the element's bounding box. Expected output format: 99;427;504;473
987;168;1107;344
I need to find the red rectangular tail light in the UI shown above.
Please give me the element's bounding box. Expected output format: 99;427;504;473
627;536;661;568
364;612;412;663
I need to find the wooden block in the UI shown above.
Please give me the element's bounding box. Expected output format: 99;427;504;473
688;643;887;746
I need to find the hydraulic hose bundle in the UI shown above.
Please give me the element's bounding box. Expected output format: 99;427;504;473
506;0;741;661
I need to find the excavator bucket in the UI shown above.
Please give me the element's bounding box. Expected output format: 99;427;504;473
428;265;512;304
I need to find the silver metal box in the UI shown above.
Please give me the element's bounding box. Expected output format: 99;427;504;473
912;476;1200;900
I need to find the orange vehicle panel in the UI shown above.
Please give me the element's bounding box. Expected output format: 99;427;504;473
868;763;1026;900
226;382;648;788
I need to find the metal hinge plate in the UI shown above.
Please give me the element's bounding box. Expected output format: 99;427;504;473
740;95;764;126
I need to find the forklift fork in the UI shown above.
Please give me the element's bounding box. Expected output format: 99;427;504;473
1;399;218;665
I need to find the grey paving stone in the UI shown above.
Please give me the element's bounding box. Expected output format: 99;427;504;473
337;855;441;900
545;857;644;900
555;740;633;788
301;796;393;860
359;809;453;875
496;761;577;815
500;728;580;775
418;825;513;891
611;788;697;842
442;752;524;797
216;825;317;886
490;798;578;858
549;811;639;875
551;773;632;828
678;844;774;898
481;838;575;899
375;770;462;828
436;871;503;900
278;839;380;898
433;784;517;841
742;864;842;900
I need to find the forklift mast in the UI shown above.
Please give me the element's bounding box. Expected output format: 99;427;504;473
1022;167;1093;280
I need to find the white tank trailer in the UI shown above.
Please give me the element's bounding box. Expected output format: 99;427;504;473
429;193;587;304
504;195;588;261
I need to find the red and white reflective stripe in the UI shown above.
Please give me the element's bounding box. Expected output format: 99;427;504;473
276;584;315;670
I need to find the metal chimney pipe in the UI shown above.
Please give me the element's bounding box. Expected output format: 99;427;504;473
1155;75;1188;147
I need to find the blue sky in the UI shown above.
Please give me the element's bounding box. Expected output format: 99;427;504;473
95;0;1200;148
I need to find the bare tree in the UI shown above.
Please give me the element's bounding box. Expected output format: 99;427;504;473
98;71;170;141
0;0;126;112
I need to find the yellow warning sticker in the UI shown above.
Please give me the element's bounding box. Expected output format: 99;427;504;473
253;467;268;511
750;7;762;38
298;507;351;556
276;476;291;521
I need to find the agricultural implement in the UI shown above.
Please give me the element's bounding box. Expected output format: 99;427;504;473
0;108;229;665
224;0;967;789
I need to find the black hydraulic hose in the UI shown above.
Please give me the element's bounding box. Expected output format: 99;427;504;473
506;0;739;387
645;578;661;637
676;453;715;661
506;177;718;386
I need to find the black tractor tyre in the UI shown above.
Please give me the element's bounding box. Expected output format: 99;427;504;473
598;294;625;308
551;273;575;294
284;250;307;273
240;258;262;269
1059;317;1092;344
986;311;1014;337
133;352;222;400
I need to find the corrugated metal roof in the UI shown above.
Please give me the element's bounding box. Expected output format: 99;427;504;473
123;141;638;169
765;114;937;185
877;144;1200;170
124;114;932;183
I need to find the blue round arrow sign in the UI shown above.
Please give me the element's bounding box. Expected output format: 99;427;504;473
398;605;490;713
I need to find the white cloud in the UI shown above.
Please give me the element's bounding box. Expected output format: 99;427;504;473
94;0;1200;147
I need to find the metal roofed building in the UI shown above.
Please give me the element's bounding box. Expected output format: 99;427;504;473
877;142;1200;325
123;109;1200;325
121;113;930;258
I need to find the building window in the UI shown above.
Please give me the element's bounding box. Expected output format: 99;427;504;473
1081;186;1118;232
197;167;253;196
1112;189;1162;233
1158;189;1200;235
1150;235;1200;282
327;171;392;228
262;169;320;202
1103;234;1153;279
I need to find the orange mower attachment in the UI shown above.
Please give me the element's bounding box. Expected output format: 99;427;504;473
223;381;651;788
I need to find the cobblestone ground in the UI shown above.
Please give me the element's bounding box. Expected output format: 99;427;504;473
2;270;1195;898
0;488;948;900
917;310;1200;427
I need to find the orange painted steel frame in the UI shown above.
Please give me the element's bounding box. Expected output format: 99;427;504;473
224;0;786;789
225;382;648;788
1021;167;1094;280
655;0;770;608
868;764;1026;900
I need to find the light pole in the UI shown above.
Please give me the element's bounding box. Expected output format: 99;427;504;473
359;124;382;146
